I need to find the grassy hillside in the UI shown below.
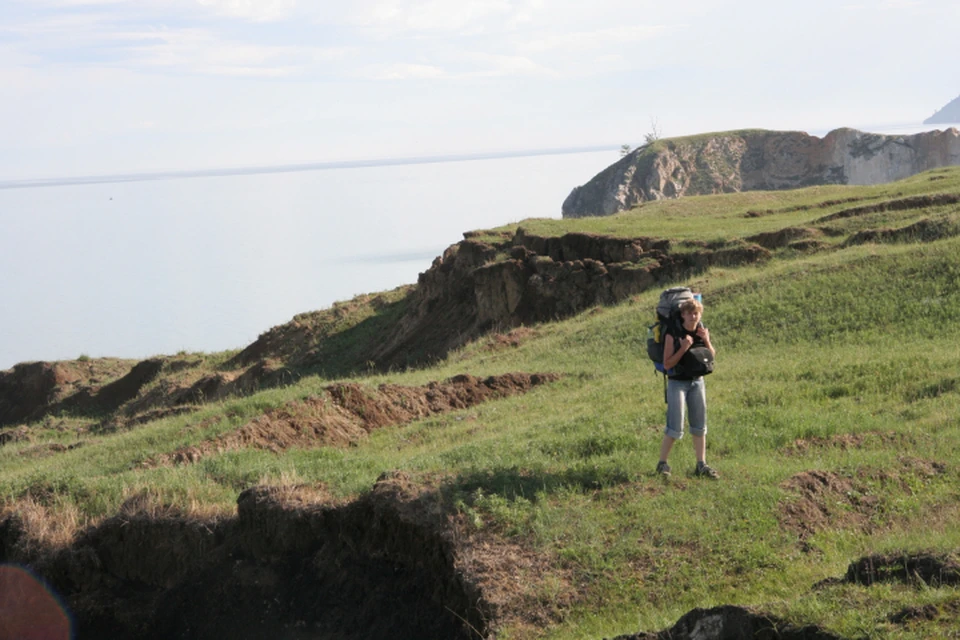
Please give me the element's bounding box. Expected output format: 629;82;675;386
3;167;960;638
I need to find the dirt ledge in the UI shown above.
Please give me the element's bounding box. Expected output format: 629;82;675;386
0;472;575;639
146;372;561;467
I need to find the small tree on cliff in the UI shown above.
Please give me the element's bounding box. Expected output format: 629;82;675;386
644;117;662;145
622;118;663;158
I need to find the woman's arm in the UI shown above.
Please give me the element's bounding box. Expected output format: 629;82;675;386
663;333;692;370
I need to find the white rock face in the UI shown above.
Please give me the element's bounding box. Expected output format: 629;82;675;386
562;128;960;218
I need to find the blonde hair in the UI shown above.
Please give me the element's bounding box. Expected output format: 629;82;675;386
679;298;703;315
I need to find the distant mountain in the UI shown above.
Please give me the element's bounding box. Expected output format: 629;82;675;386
925;94;960;125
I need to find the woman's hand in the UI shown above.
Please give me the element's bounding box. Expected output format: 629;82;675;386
696;326;715;356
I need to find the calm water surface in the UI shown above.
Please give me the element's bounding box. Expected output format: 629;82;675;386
5;122;952;371
0;151;618;370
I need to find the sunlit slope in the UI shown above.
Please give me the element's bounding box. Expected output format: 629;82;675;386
1;167;959;639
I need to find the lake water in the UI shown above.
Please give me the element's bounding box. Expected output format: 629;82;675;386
4;121;956;371
0;150;620;370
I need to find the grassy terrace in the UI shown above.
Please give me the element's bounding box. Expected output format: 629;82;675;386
3;167;960;638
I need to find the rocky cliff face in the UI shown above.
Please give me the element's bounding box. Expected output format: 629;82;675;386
358;230;769;370
562;127;960;218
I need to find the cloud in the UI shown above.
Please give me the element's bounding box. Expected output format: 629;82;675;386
1;0;679;83
518;24;667;53
880;0;921;7
124;27;318;76
841;0;939;11
1;9;350;78
195;0;298;22
1;10;110;38
36;0;298;21
348;0;527;33
370;62;446;80
462;51;556;77
45;0;130;5
366;51;555;81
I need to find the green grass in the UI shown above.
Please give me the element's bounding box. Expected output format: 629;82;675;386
514;166;960;243
4;167;960;638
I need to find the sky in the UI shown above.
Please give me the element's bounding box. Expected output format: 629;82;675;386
2;0;958;180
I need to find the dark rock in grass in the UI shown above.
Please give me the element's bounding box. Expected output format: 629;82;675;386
888;603;940;624
845;552;960;586
607;604;844;639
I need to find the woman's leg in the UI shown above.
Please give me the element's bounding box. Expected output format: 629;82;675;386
660;379;687;471
693;434;706;464
659;433;675;463
664;379;687;441
687;378;708;464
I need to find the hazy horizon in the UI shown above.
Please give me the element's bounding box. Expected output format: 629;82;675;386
3;120;957;189
0;144;617;189
3;1;958;181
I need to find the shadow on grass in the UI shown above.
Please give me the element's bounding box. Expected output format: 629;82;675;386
443;463;633;504
292;295;420;379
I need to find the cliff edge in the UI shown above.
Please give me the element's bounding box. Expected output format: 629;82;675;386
562;127;960;218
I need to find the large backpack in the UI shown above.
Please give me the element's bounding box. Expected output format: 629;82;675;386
646;286;694;374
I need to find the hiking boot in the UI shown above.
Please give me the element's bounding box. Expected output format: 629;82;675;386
694;461;719;479
656;460;671;477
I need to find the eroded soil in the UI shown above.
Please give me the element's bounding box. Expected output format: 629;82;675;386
0;473;575;640
146;372;560;467
778;456;947;550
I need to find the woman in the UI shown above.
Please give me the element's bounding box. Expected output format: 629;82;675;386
656;297;718;478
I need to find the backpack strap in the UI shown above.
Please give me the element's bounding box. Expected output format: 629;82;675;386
660;332;678;403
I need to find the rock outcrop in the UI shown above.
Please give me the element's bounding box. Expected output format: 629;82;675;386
925;94;960;125
562;128;960;218
359;230;768;370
